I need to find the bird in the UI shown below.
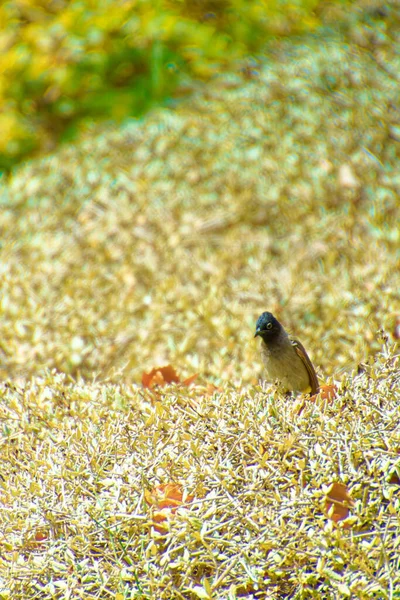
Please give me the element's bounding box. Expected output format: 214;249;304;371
254;311;319;395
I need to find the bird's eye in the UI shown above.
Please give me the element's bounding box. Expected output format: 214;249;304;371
266;322;273;329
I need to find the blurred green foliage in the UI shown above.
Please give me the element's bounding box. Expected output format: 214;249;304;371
0;0;350;171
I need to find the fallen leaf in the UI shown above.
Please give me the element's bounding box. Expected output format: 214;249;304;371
393;317;400;340
182;373;199;386
205;383;223;395
309;384;338;403
319;384;337;400
145;482;194;509
145;483;194;533
325;482;355;526
24;528;49;550
34;530;49;542
297;384;338;414
142;365;199;389
152;511;171;533
388;470;400;485
142;365;180;389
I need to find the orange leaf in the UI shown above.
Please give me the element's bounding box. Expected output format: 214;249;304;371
152;510;171;533
34;530;48;542
393;317;400;340
24;528;49;550
153;510;171;524
309;384;338;402
146;483;194;533
319;384;337;400
142;365;180;389
388;470;400;485
205;383;223;395
153;508;171;523
145;483;194;511
325;482;355;525
182;373;199;386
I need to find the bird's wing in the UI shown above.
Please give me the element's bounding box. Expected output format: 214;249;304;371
291;338;319;395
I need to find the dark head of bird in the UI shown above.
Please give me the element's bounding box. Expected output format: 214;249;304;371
254;311;282;342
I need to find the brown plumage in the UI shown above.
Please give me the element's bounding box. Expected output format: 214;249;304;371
255;311;319;395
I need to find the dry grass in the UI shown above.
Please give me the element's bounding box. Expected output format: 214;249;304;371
0;2;400;597
0;359;399;599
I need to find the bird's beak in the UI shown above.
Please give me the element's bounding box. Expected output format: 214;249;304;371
254;328;261;338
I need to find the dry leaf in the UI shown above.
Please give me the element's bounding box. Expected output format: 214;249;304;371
393;317;400;340
325;482;355;526
297;384;338;414
182;373;199;386
309;384;338;402
24;528;49;550
388;470;400;485
319;384;337;400
145;483;194;533
142;365;198;389
142;365;181;389
145;482;194;509
34;530;49;542
205;383;223;395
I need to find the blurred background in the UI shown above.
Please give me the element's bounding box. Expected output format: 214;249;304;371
0;0;358;173
0;0;399;384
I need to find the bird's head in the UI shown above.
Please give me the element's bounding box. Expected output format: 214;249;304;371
254;311;282;341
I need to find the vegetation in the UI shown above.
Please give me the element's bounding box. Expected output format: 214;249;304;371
0;1;399;597
0;0;352;171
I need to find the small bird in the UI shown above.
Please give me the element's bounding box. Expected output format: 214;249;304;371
255;311;319;395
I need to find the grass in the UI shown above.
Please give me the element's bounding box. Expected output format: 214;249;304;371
0;361;399;598
0;2;400;597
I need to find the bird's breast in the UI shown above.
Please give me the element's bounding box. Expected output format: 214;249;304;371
261;339;311;393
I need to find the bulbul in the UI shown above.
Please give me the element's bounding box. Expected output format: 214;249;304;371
255;311;319;395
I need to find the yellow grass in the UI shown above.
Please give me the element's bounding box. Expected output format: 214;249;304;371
0;5;399;598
